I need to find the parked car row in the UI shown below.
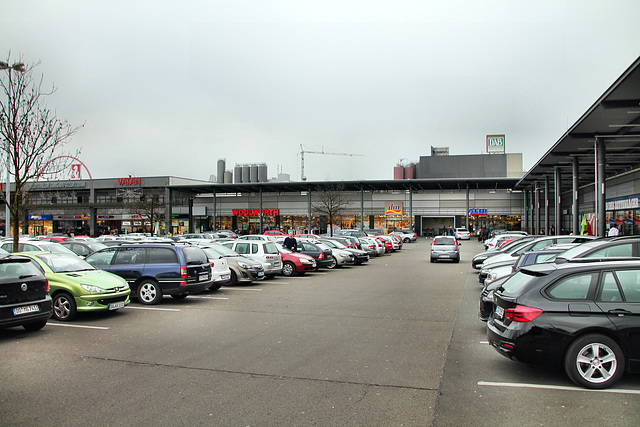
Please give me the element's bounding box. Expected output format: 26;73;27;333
1;232;409;332
474;233;640;390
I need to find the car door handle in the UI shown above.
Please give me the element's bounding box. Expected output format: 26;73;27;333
608;309;632;316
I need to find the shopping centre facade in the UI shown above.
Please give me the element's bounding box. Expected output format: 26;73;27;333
6;56;640;238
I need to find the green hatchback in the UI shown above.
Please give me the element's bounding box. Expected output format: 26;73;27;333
18;252;131;321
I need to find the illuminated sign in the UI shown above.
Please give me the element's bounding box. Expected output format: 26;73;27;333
469;208;488;215
28;215;53;220
385;201;403;215
232;209;280;216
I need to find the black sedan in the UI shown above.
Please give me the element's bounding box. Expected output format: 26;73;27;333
294;240;334;269
487;260;640;389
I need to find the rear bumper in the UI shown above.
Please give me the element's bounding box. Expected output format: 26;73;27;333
0;298;52;329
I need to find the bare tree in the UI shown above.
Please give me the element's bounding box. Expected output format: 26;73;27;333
130;192;165;235
0;54;80;249
312;183;349;236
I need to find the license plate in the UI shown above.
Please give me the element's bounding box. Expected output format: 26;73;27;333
220;274;230;281
199;273;209;281
109;302;125;310
13;304;40;315
440;255;450;258
312;263;316;268
257;271;264;277
495;306;504;319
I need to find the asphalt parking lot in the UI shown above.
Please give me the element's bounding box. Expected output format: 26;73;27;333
1;239;639;426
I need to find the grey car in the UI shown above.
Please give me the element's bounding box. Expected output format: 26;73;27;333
430;236;460;263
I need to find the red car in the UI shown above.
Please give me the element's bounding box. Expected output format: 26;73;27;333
372;236;393;252
278;248;317;276
264;230;287;236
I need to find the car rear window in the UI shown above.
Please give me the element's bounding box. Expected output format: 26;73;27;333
264;242;279;255
499;271;537;296
435;238;456;245
182;247;208;264
0;260;43;279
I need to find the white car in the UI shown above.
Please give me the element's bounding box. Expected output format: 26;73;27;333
0;239;79;256
220;240;282;278
200;246;232;290
454;228;471;240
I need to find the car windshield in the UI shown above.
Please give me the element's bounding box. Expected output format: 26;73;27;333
36;253;96;273
201;247;222;259
264;242;279;255
434;238;456;245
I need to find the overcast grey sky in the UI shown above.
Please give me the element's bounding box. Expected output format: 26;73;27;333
3;1;640;182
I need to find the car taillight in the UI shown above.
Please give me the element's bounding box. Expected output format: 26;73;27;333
505;305;543;322
210;261;215;268
318;253;325;260
180;266;187;285
44;278;49;292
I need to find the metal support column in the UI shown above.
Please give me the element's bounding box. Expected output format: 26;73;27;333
410;183;414;232
188;197;194;233
308;188;312;233
533;182;540;234
164;187;172;236
212;190;217;231
465;182;470;230
523;190;528;233
554;167;561;234
572;157;580;235
529;187;534;234
259;189;263;233
544;175;549;235
596;137;606;237
360;185;364;232
89;186;97;237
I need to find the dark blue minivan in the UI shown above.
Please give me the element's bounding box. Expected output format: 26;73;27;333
85;244;212;304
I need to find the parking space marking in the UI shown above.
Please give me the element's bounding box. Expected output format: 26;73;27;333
478;381;640;395
47;323;110;330
190;296;230;300
125;306;181;312
220;287;263;291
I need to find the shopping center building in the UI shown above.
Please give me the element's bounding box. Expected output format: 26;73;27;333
5;56;640;238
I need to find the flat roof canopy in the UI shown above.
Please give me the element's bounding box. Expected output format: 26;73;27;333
516;56;640;192
168;177;520;195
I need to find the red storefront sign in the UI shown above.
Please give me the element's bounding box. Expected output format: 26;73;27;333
232;209;280;216
117;177;142;186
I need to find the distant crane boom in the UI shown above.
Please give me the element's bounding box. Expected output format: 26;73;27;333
299;144;363;181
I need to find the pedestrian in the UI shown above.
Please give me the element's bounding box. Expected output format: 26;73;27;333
284;230;297;251
448;225;454;236
608;224;619;236
550;225;555;235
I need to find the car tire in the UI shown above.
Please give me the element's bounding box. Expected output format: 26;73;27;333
228;270;238;286
454;258;460;263
209;282;222;291
564;334;625;389
171;294;188;300
282;261;296;276
52;291;77;321
430;258;435;263
137;279;163;305
326;256;337;269
266;274;276;280
23;319;47;331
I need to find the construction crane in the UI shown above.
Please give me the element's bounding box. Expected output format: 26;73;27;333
299;144;363;181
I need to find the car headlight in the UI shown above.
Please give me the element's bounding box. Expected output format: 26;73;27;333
300;259;313;264
81;284;106;293
237;262;251;269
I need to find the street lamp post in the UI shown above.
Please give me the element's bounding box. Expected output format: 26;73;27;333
0;61;25;238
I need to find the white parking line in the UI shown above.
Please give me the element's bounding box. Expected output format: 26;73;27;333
480;341;489;345
219;287;263;291
47;323;110;330
125;306;181;312
478;381;640;395
190;296;230;300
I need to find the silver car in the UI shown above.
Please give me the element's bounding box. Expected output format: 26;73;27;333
430;236;460;263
